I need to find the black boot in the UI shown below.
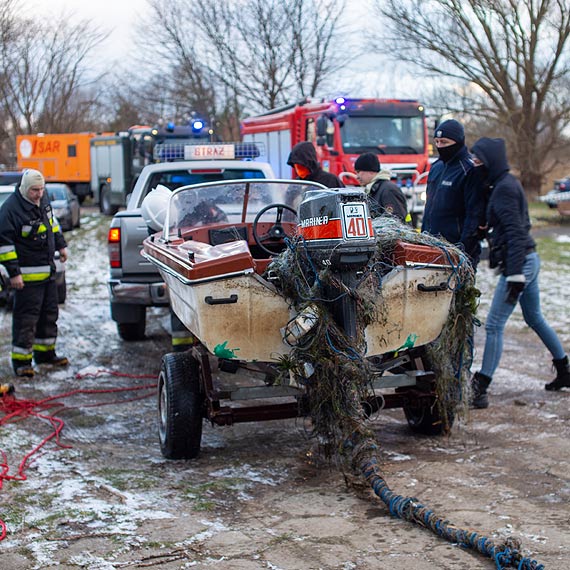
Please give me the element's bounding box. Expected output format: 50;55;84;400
471;372;492;409
545;356;570;391
34;351;69;367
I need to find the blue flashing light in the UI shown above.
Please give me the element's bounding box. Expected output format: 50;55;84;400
235;142;261;159
335;97;345;105
192;120;204;132
166;121;175;132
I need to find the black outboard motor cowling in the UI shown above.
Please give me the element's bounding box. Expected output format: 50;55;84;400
298;188;376;270
298;188;376;337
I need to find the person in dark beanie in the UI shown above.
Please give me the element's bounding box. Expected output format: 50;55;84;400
469;138;569;408
421;119;487;267
0;169;69;377
287;141;344;188
354;152;409;222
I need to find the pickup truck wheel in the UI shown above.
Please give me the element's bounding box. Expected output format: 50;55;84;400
158;352;204;459
117;317;146;341
100;184;119;216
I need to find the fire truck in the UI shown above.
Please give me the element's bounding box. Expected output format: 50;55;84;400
241;97;431;225
16;133;96;203
17;120;214;215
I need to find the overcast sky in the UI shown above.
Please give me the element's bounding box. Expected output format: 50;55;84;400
28;0;422;102
31;0;143;66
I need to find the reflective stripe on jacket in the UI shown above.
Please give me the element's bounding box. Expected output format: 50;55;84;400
0;191;66;281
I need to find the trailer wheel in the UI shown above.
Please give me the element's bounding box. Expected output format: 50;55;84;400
404;399;454;436
100;184;119;216
158;352;204;460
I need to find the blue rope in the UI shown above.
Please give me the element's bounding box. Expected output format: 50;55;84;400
324;329;360;361
359;456;546;569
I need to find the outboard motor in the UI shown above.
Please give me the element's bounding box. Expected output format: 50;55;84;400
298;188;376;337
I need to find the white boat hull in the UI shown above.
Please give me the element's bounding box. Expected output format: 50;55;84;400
161;266;454;362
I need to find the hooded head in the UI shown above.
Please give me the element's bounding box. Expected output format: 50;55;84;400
434;119;465;163
19;169;45;205
471;137;509;185
287;142;320;179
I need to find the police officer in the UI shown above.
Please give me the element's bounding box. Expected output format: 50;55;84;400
422;119;487;267
0;169;69;377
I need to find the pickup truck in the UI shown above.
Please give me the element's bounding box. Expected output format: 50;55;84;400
107;156;275;340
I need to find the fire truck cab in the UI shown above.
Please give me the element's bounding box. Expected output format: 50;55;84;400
241;97;430;225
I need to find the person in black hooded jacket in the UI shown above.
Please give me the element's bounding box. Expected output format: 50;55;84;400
469;137;570;408
287;142;344;188
422;119;487;267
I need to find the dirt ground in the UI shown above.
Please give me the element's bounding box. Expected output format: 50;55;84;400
0;208;569;569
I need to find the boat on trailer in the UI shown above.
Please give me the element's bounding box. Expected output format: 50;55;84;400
142;179;459;459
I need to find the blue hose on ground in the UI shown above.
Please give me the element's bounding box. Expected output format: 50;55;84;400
352;439;545;570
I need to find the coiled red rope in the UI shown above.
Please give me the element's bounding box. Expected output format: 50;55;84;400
0;369;157;541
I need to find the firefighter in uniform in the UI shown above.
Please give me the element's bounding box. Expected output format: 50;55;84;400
0;169;69;377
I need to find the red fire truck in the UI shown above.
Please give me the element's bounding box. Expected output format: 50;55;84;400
241;97;431;224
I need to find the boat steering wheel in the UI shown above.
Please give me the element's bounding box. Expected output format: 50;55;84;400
252;203;297;256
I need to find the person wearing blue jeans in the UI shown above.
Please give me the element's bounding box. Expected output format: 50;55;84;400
470;138;569;408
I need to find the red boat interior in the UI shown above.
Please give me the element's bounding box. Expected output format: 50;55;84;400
144;220;297;281
144;218;455;284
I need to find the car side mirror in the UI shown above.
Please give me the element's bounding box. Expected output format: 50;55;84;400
316;115;328;137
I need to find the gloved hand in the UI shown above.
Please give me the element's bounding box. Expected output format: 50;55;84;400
505;280;525;304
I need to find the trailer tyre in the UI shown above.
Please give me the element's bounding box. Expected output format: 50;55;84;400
158;352;204;460
404;399;454;436
100;184;119;216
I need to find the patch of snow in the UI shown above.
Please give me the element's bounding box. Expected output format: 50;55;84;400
208;464;286;486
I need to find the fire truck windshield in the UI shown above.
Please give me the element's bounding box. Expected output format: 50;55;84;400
340;115;425;155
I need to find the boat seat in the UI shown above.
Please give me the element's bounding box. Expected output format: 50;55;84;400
209;225;248;246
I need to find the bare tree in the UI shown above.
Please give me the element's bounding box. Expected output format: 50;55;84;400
372;0;570;195
193;0;345;112
0;0;108;139
135;0;345;134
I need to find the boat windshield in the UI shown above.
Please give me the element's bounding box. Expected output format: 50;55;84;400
165;180;322;238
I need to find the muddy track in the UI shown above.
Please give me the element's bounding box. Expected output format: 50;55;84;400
0;208;568;569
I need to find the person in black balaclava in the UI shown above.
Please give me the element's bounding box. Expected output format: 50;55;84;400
469;137;570;408
421;119;487;267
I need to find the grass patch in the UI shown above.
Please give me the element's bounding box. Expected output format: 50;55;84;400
269;532;295;545
529;201;570;226
96;467;161;491
182;478;246;511
535;236;570;265
69;413;107;428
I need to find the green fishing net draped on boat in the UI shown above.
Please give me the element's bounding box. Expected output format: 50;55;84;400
267;214;479;460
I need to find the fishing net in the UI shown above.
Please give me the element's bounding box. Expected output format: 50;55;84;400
265;215;545;568
267;214;478;461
